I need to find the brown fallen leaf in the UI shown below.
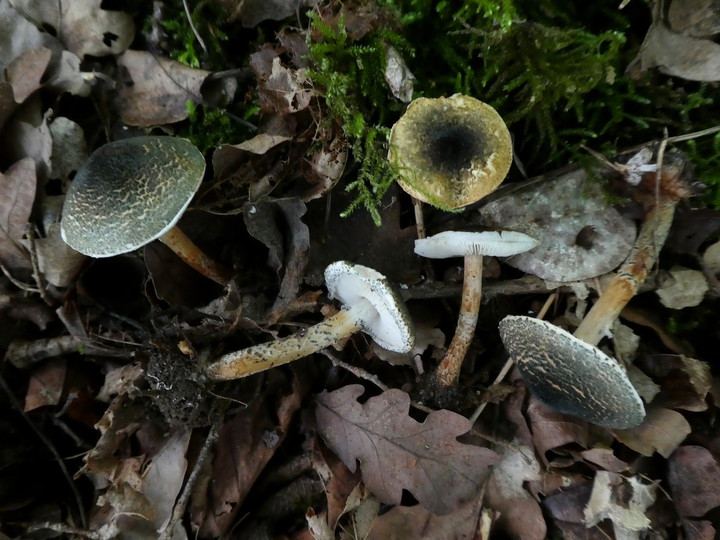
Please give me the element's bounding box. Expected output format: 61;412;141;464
583;471;657;537
116;50;209;127
24;359;66;411
367;495;491;539
315;384;499;515
628;1;720;81
249;44;314;114
667;445;720;518
11;0;134;58
486;443;546;540
0;158;36;274
614;407;691;458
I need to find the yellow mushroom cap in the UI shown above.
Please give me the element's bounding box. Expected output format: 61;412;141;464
388;94;512;209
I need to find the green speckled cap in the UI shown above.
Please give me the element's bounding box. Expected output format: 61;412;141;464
61;136;205;257
499;315;646;429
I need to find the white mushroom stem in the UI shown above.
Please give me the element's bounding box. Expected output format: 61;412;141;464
159;226;232;286
573;196;677;346
205;299;375;380
434;253;483;388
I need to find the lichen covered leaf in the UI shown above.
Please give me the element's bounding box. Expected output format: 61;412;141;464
315;384;499;515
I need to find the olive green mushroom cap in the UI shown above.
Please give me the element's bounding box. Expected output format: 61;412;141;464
61;136;205;257
499;315;646;429
388;94;512;210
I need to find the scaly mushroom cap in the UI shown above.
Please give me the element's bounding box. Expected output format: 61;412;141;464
498;315;645;429
389;94;512;209
61;136;205;257
414;230;538;259
325;261;414;353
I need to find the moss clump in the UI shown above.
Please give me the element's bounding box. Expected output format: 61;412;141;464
305;8;412;224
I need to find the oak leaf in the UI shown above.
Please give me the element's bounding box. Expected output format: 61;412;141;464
315;385;499;515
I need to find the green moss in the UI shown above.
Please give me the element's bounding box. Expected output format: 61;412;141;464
179;101;256;153
306;9;411;224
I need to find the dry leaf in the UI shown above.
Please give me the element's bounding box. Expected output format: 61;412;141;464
24;359;66;411
486;443;546;540
0;157;36;273
250;45;314;114
315;385;499;515
667;445;720;517
10;0;134;57
628;4;720;81
614;407;691;457
367;496;489;539
32;222;86;287
655;266;709;309
583;472;657;539
117;50;208;126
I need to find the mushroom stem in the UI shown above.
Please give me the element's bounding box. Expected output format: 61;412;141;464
205;300;373;380
574;197;676;346
434;253;483;388
159;226;232;286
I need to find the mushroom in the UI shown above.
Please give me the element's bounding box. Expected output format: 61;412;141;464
61;136;231;285
495;155;691;428
205;261;414;380
414;230;539;391
498;315;645;429
388;94;512;210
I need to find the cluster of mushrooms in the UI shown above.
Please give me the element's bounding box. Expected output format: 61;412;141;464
61;94;657;430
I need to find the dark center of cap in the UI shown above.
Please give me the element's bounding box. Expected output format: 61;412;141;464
423;120;484;177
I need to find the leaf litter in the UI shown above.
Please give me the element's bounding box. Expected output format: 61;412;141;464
0;0;719;538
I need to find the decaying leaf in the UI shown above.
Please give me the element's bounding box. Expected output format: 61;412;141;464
668;445;720;518
0;157;36;274
628;0;720;81
315;384;499;515
10;0;134;58
655;265;709;309
583;471;657;538
116;50;209;127
249;45;314;114
31;222;86;287
614;407;691;457
367;495;490;539
486;443;546;540
24;359;66;411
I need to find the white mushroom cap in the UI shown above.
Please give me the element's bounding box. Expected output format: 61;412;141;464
414;230;539;259
499;315;645;429
325;261;414;353
61;136;205;257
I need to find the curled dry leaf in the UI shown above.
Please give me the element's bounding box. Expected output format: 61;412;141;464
583;471;657;537
249;44;314;114
315;384;499;515
614;407;691;458
628;1;720;81
117;50;209;127
667;445;720;518
10;0;134;58
0;157;36;274
655;265;709;309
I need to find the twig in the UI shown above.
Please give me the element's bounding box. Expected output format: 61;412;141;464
320;349;389;392
182;0;207;62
